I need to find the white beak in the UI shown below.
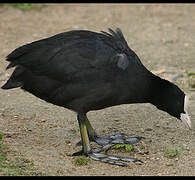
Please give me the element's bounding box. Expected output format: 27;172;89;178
180;113;192;129
180;95;192;129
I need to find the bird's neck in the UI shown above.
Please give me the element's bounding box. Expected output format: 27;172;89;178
148;75;174;109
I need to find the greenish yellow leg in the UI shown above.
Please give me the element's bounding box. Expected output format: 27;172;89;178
85;118;97;139
79;121;91;154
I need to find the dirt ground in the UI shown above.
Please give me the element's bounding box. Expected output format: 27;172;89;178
0;4;195;176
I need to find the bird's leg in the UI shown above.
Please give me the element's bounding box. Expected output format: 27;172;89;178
85;117;98;139
75;117;98;147
76;113;91;155
73;113;143;167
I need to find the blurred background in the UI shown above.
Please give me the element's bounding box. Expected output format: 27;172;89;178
0;3;194;176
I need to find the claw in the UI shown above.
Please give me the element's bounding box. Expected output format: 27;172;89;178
72;150;84;156
75;141;82;147
120;156;143;163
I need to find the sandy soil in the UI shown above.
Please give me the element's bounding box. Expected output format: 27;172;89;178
0;4;195;176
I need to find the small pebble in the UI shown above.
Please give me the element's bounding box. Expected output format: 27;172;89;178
155;124;160;127
41;119;46;123
166;162;173;166
172;73;183;82
184;43;189;47
0;118;4;121
145;128;153;131
140;128;144;133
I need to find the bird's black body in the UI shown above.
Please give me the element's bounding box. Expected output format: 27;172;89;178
2;28;188;166
3;29;151;112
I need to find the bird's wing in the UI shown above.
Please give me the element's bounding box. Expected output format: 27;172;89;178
5;29;142;83
5;31;103;82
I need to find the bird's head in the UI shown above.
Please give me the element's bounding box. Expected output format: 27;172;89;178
152;78;191;129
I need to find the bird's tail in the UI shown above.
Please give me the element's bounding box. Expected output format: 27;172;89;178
1;65;24;89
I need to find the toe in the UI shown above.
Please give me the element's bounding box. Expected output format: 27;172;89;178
125;136;145;145
88;152;143;167
72;150;84;156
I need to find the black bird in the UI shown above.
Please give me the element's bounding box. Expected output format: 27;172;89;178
1;28;191;166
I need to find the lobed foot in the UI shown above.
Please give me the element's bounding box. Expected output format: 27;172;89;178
76;133;145;153
88;152;143;167
72;150;143;167
73;133;145;167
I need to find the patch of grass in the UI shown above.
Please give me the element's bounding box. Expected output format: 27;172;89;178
186;71;195;90
0;133;3;141
75;157;91;166
11;3;35;10
0;3;47;11
1;157;42;176
163;148;180;158
0;132;44;176
186;72;195;77
111;144;133;152
0;154;8;161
